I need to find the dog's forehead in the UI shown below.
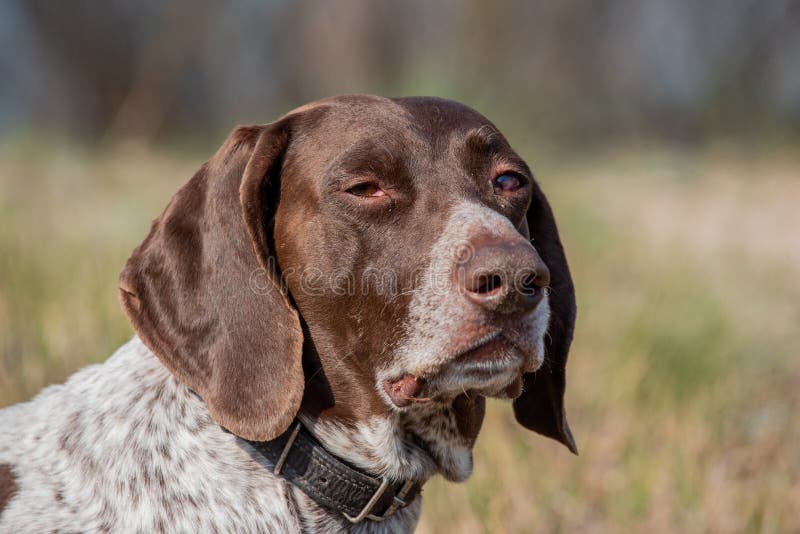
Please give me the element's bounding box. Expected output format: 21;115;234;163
392;96;495;134
295;95;496;145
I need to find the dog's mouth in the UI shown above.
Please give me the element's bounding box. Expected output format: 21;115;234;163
382;330;530;408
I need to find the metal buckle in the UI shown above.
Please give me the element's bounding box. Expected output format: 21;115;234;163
273;422;301;476
343;479;416;523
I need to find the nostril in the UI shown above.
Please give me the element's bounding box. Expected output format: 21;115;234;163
473;273;503;295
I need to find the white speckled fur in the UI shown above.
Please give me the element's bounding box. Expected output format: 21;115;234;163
0;338;417;533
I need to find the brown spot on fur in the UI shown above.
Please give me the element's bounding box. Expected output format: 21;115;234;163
0;463;19;513
155;467;167;490
157;442;171;461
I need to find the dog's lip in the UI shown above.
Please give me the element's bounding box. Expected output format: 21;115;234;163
449;331;528;399
454;335;512;364
451;329;504;361
382;328;536;407
451;328;538;368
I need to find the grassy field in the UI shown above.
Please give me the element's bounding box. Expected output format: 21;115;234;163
1;141;798;532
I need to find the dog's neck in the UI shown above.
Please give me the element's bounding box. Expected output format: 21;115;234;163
299;398;480;485
267;342;483;530
290;398;481;532
298;338;486;485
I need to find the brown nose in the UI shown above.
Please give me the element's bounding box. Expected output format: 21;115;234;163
458;237;551;315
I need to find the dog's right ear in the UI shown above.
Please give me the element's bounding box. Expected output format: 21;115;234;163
119;116;307;441
513;180;578;454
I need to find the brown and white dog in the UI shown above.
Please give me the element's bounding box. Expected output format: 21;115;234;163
0;95;576;533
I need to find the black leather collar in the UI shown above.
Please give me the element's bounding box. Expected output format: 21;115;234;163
246;421;423;523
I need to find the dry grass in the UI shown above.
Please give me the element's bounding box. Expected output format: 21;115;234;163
1;140;798;532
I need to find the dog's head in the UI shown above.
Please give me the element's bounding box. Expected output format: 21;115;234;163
119;95;576;460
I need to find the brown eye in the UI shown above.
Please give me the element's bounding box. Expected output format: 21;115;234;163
346;182;387;198
493;174;522;192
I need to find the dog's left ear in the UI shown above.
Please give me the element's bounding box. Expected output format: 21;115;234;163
514;180;578;454
119;116;308;442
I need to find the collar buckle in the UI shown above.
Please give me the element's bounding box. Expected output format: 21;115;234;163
343;479;417;523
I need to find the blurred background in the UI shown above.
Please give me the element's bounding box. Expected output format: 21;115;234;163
1;1;798;532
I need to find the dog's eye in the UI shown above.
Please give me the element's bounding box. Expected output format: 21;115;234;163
346;182;387;198
493;174;523;192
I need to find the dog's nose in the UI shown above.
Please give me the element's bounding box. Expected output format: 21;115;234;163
458;237;550;315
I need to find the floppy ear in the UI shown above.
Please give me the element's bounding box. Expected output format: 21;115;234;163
118;120;304;441
514;181;578;454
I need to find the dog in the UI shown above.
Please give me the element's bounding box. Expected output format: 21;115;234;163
0;95;576;533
